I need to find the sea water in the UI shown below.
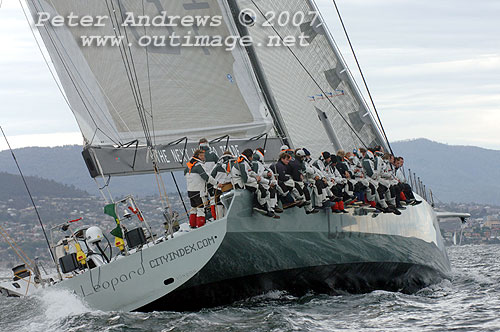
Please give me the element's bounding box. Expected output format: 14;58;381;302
1;244;499;332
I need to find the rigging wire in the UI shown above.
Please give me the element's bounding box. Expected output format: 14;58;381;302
105;0;172;210
331;0;394;154
105;0;154;148
0;126;56;266
248;0;370;149
322;20;387;141
142;0;156;146
23;0;122;146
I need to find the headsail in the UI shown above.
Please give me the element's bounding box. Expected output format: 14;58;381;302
233;0;388;154
26;0;274;147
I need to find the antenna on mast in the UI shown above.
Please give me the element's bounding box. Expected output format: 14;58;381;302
0;126;57;266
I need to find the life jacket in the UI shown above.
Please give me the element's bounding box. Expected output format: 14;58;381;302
187;158;201;174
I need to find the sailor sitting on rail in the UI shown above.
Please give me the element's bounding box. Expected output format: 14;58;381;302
383;153;406;209
288;149;319;214
232;149;277;218
270;152;298;209
252;148;282;217
394;157;422;206
345;151;369;203
211;151;235;219
326;156;349;213
362;150;400;215
185;149;221;228
376;151;399;209
302;148;329;210
312;152;332;194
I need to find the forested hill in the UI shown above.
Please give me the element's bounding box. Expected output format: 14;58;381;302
0;145;184;197
391;139;500;206
0;171;88;201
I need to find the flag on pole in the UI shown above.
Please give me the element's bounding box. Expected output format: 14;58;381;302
104;203;123;238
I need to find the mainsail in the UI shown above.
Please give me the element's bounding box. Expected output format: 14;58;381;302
26;0;274;147
232;0;388;154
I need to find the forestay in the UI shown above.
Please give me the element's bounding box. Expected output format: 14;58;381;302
233;0;388;154
26;0;274;147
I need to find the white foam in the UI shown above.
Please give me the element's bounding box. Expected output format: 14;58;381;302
19;288;100;332
39;289;95;319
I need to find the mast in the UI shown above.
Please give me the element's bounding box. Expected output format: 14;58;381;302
225;0;292;147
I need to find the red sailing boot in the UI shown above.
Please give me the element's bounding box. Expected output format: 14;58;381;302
331;202;340;213
339;201;347;213
197;215;206;228
189;214;197;228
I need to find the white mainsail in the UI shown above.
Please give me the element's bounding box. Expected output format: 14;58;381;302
26;0;274;147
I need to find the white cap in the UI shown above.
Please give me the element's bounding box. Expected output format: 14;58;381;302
280;145;289;151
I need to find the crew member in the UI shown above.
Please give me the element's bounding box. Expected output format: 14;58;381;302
395;157;422;205
232;149;277;218
253;148;282;216
288;149;318;214
271;152;297;208
199;138;219;219
211;151;235;219
184;149;220;228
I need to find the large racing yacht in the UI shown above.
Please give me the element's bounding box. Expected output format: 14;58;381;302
0;0;451;311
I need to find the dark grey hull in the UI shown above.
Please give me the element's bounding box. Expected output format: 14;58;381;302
139;191;450;312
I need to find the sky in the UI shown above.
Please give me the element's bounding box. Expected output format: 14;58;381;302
0;0;499;151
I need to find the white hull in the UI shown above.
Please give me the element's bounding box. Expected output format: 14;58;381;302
1;217;226;311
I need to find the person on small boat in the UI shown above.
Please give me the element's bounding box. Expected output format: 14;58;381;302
185;149;220;228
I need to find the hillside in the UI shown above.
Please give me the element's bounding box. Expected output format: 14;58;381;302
0;171;88;200
391;139;500;205
0;145;185;197
0;140;499;205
